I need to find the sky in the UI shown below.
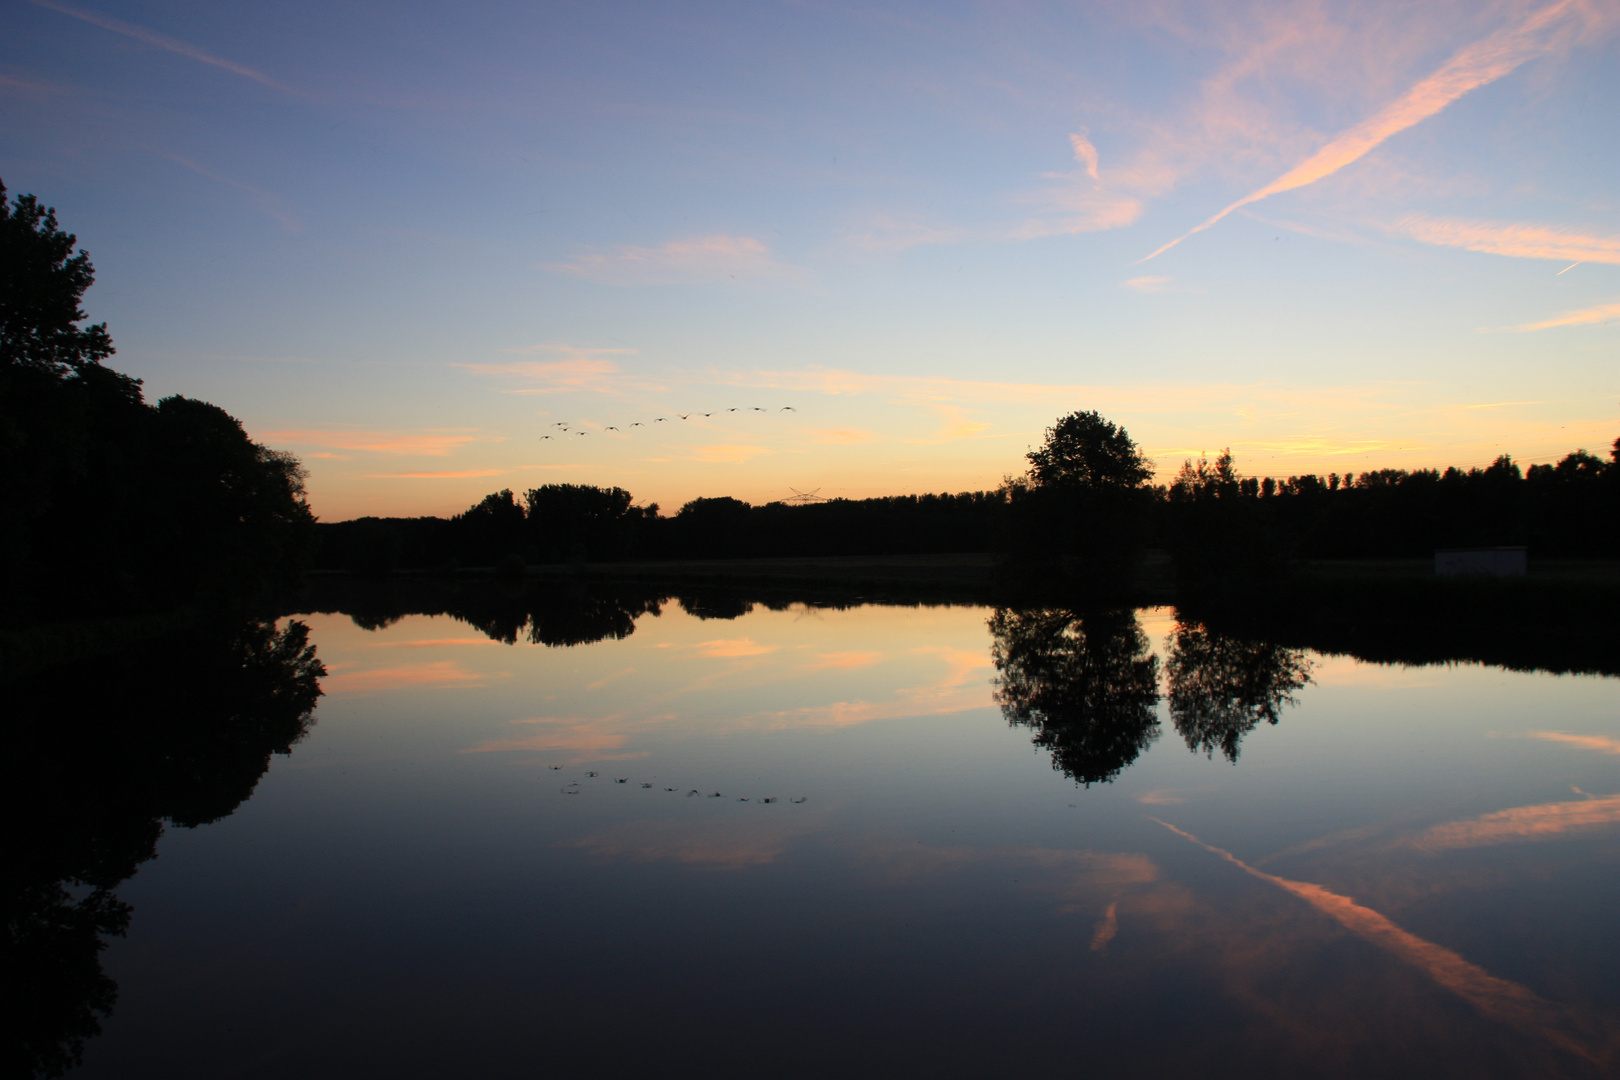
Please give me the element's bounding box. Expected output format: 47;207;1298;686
4;0;1619;519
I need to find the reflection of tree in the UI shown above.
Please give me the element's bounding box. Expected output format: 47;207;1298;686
1166;621;1313;763
304;577;666;648
990;608;1161;786
2;621;324;1078
527;586;662;647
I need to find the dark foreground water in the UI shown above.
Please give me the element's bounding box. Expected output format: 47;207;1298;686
23;595;1620;1078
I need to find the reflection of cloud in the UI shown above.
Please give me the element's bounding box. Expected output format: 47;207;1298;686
1531;732;1620;755
568;817;822;869
1143;0;1594;260
542;234;806;286
1499;299;1620;333
379;638;503;648
1392;216;1620;264
1137;790;1186;805
257;428;481;456
1411;794;1620;850
1090;900;1119;951
1156;819;1598;1061
742;646;993;729
323;661;492;695
694;638;778;658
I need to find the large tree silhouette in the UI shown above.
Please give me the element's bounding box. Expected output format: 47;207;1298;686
0;183;314;623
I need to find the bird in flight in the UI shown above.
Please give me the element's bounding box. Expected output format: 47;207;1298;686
630;422;642;426
751;407;766;412
541;435;552;440
605;426;618;431
781;406;796;411
656;417;668;422
677;413;690;420
727;408;738;412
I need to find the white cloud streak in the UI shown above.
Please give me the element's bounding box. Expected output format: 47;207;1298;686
1142;0;1589;261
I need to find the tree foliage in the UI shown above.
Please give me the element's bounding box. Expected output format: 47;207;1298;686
1025;410;1154;492
0;184;114;375
0;183;314;624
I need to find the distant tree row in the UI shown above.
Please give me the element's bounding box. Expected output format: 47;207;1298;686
315;412;1619;578
1;184;315;626
313;485;1010;573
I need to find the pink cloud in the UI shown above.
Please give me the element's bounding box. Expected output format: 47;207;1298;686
1143;0;1595;260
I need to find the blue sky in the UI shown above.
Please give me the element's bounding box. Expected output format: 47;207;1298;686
5;0;1618;517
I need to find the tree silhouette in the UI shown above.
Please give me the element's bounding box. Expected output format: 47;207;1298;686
990;607;1161;786
1005;411;1156;592
1;184;315;623
0;183;114;375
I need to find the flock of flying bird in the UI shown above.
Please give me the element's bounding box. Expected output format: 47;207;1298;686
548;764;807;804
539;406;796;440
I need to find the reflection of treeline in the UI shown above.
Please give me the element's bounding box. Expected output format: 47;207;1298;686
299;575;955;647
312;428;1619;577
1;620;324;1078
990;607;1313;786
1;185;314;628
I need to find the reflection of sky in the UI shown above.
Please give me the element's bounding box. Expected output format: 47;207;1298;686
7;2;1619;518
81;604;1620;1076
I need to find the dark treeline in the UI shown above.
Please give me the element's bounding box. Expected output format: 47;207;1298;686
314;485;1010;572
1;619;324;1078
314;418;1620;576
1;184;314;627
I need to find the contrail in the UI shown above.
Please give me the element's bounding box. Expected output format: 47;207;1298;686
1152;817;1606;1062
1141;0;1584;262
28;0;299;94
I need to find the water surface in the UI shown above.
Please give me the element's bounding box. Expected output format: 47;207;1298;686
58;597;1620;1077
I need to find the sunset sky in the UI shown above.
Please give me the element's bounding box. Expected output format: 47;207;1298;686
5;0;1618;519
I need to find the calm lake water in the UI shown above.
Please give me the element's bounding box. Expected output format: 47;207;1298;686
57;594;1620;1077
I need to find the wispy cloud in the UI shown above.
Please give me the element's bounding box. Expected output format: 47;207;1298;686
1013;132;1145;240
457;344;668;396
1142;0;1591;260
1531;732;1620;755
258;428;481;456
841;214;969;253
28;0;299;94
365;469;506;479
1123;275;1173;292
1498;299;1620;332
809;427;878;445
161;154;301;231
691;444;773;463
1394;215;1620;264
542;234;807;286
